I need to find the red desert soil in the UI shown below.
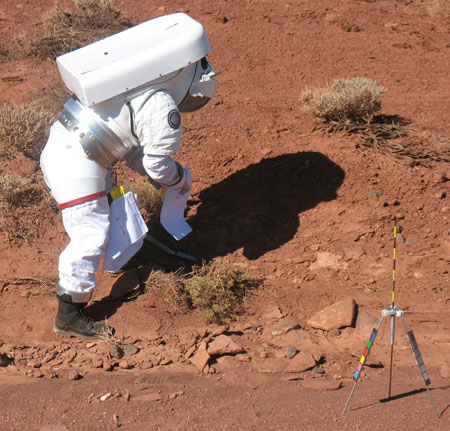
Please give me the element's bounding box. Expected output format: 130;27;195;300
0;1;449;430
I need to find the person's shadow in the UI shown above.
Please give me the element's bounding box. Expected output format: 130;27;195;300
181;151;345;260
87;151;345;320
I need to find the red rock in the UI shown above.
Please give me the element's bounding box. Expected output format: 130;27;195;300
307;297;356;330
132;392;163;402
190;342;210;372
302;379;342;391
284;351;316;373
119;360;131;369
207;335;244;356
271;317;300;336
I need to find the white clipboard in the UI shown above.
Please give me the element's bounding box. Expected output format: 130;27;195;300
103;191;148;272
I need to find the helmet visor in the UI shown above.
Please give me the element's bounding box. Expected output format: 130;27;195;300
178;93;211;113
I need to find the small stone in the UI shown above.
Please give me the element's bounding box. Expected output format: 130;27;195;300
262;305;284;321
342;247;365;260
312;365;325;374
302;379;342;391
284;351;316;373
109;345;124;359
190;342;210;372
207;335;244;356
103;362;114;371
67;370;81;381
271;317;301;336
286;346;298;359
168;391;184;399
26;360;41;368
132;392;162;402
119;360;131;369
91;358;103;368
123;344;139;356
100;393;112;401
0;353;11;367
140;361;154;370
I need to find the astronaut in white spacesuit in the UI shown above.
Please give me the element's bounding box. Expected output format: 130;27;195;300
40;14;217;339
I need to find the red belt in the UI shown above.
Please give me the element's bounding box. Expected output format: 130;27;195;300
59;191;106;210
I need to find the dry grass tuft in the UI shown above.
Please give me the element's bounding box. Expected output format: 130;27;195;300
0;174;58;245
0;276;58;296
300;77;450;166
300;77;386;122
143;262;261;324
144;269;190;313
35;0;131;58
184;262;260;324
427;0;450;18
0;103;54;161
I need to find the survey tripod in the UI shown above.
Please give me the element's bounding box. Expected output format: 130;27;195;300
343;217;440;419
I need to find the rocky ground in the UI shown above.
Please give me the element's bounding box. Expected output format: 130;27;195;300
0;0;449;430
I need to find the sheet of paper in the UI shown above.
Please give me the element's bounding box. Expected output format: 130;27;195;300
103;191;148;272
160;186;192;241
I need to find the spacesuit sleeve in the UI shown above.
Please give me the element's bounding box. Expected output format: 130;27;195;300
134;90;182;156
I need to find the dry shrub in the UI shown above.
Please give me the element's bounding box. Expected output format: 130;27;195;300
144;269;190;313
300;77;450;166
34;0;131;58
184;262;260;324
300;77;386;122
0;104;54;161
144;262;260;323
0;33;33;61
427;0;450;18
0;174;58;245
1;0;131;61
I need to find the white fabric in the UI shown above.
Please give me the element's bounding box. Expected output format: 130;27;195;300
160;165;193;240
40;87;187;297
134;90;182;156
103;191;148;272
143;154;179;186
59;196;110;295
40;121;110;204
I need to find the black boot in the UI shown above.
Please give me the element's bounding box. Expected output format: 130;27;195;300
54;294;112;340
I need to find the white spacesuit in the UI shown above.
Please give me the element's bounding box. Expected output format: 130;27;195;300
39;13;217;339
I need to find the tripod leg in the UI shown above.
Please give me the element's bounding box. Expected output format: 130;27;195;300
401;317;440;419
343;320;383;414
388;314;395;398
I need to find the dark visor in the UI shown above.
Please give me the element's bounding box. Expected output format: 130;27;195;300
178;93;211;113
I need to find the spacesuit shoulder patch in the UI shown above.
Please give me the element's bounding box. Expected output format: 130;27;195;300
168;109;181;129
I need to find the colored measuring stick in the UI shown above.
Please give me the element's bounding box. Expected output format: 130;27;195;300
353;328;378;381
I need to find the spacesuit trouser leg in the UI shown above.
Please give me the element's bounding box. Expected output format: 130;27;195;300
57;196;111;302
54;196;113;339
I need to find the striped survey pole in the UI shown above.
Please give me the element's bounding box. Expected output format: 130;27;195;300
388;216;398;398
